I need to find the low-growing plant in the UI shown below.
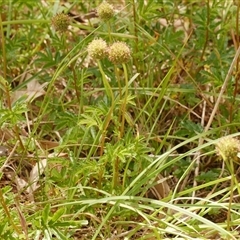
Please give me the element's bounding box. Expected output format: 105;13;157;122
1;0;240;239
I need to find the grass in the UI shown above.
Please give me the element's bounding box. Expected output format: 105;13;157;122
1;0;240;239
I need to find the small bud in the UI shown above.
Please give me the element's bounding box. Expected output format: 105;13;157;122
216;136;240;163
108;42;131;64
97;1;114;21
51;13;70;32
87;38;108;60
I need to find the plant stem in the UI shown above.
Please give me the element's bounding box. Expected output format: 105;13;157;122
97;60;114;156
120;63;129;138
226;159;234;232
112;64;129;189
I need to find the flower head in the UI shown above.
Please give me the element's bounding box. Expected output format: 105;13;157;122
108;42;131;64
97;1;114;21
51;13;70;32
216;136;240;163
87;38;108;60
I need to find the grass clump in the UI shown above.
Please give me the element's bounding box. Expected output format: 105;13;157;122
1;1;240;239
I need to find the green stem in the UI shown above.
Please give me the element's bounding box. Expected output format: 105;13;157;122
226;159;234;232
0;189;21;234
97;60;116;188
97;60;115;156
107;21;112;42
112;157;119;190
0;15;7;79
120;63;129;138
115;66;122;139
112;64;129;189
1;19;49;25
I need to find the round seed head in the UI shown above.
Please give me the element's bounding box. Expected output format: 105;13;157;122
108;42;131;64
51;13;70;32
87;38;108;60
216;136;240;163
97;1;114;21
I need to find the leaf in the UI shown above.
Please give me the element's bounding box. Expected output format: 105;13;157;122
11;78;48;104
147;174;170;200
27;159;47;200
49;208;66;226
15;176;28;191
42;204;50;226
0;75;11;93
196;171;219;182
5;171;28;192
43;229;52;240
15;199;28;239
50;227;69;240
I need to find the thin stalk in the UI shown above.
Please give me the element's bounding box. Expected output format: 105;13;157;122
0;189;21;235
0;15;7;79
199;0;210;62
113;156;119;189
112;64;129;189
107;21;113;42
1;19;49;25
72;67;81;104
98;61;120;189
225;159;234;232
131;0;139;71
115;66;122;140
232;0;240;122
120;63;129;138
6;0;12;38
97;60;114;156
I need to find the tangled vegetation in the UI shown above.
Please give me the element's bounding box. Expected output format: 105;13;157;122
1;1;240;239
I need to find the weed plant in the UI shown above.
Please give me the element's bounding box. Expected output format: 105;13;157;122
1;1;240;239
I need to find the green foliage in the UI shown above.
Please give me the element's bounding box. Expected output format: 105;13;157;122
1;0;240;239
0;96;27;126
195;169;221;183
